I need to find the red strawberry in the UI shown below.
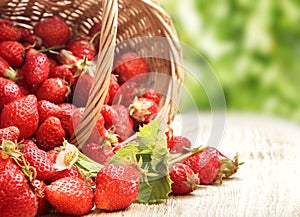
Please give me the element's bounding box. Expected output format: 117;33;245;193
0;77;22;109
0;56;17;80
21;53;49;85
0;94;39;139
37;100;62;123
111;104;134;141
143;88;160;105
31;179;50;215
47;57;58;70
45;177;94;215
169;163;200;195
0;21;22;42
70;108;107;144
114;52;148;84
19;27;41;46
0;156;38;217
66;36;96;61
95;164;141;211
0;41;24;68
0;126;20;143
129;97;158;124
182;147;240;184
49;65;74;85
107;74;120;105
36;78;70;104
167;136;192;154
35;116;66;151
81;143;114;165
58;103;76;134
51;167;84;182
113;81;140;107
34;16;71;47
47;150;59;164
72;72;93;107
20;139;57;180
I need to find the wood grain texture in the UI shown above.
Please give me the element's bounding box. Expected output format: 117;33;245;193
43;112;300;217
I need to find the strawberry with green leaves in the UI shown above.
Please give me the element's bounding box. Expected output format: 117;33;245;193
34;16;71;48
35;116;66;151
95;164;141;211
182;147;241;184
45;177;94;215
0;56;17;80
19;139;57;181
0;94;39;139
129;97;158;124
0;41;24;68
169;163;200;195
0;77;22;109
0;156;38;217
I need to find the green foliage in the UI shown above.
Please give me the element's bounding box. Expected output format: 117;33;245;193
160;0;300;122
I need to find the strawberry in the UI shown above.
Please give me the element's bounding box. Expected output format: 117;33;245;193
169;163;200;195
35;116;66;151
21;53;49;85
0;41;24;68
114;52;148;84
45;177;94;215
36;78;70;104
81;143;114;165
34;16;71;47
182;147;240;184
0;77;22;109
19;140;56;181
47;57;58;70
0;56;17;80
31;179;50;215
0;157;38;217
37;100;62;123
51;167;83;182
143;88;160;105
107;74;120;105
58;103;76;134
47;150;59;164
0;21;22;42
88;21;102;51
95;164;141;211
167;136;192;154
113;81;140;107
112;104;134;141
66;36;96;61
0;94;39;139
49;65;74;85
129;97;158;124
72;72;93;107
0;126;20;143
70;108;107;144
101;104;133;141
19;27;41;46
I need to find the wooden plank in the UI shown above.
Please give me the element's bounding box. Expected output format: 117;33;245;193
43;113;300;217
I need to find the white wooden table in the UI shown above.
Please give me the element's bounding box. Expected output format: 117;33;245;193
44;112;300;217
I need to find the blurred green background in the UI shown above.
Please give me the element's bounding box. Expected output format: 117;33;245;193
160;0;300;123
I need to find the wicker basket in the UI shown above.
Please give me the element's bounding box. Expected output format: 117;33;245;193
0;0;184;146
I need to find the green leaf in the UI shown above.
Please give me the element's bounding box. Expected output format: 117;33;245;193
137;119;162;150
136;175;172;204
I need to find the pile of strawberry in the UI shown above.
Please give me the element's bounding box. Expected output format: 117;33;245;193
0;16;242;217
